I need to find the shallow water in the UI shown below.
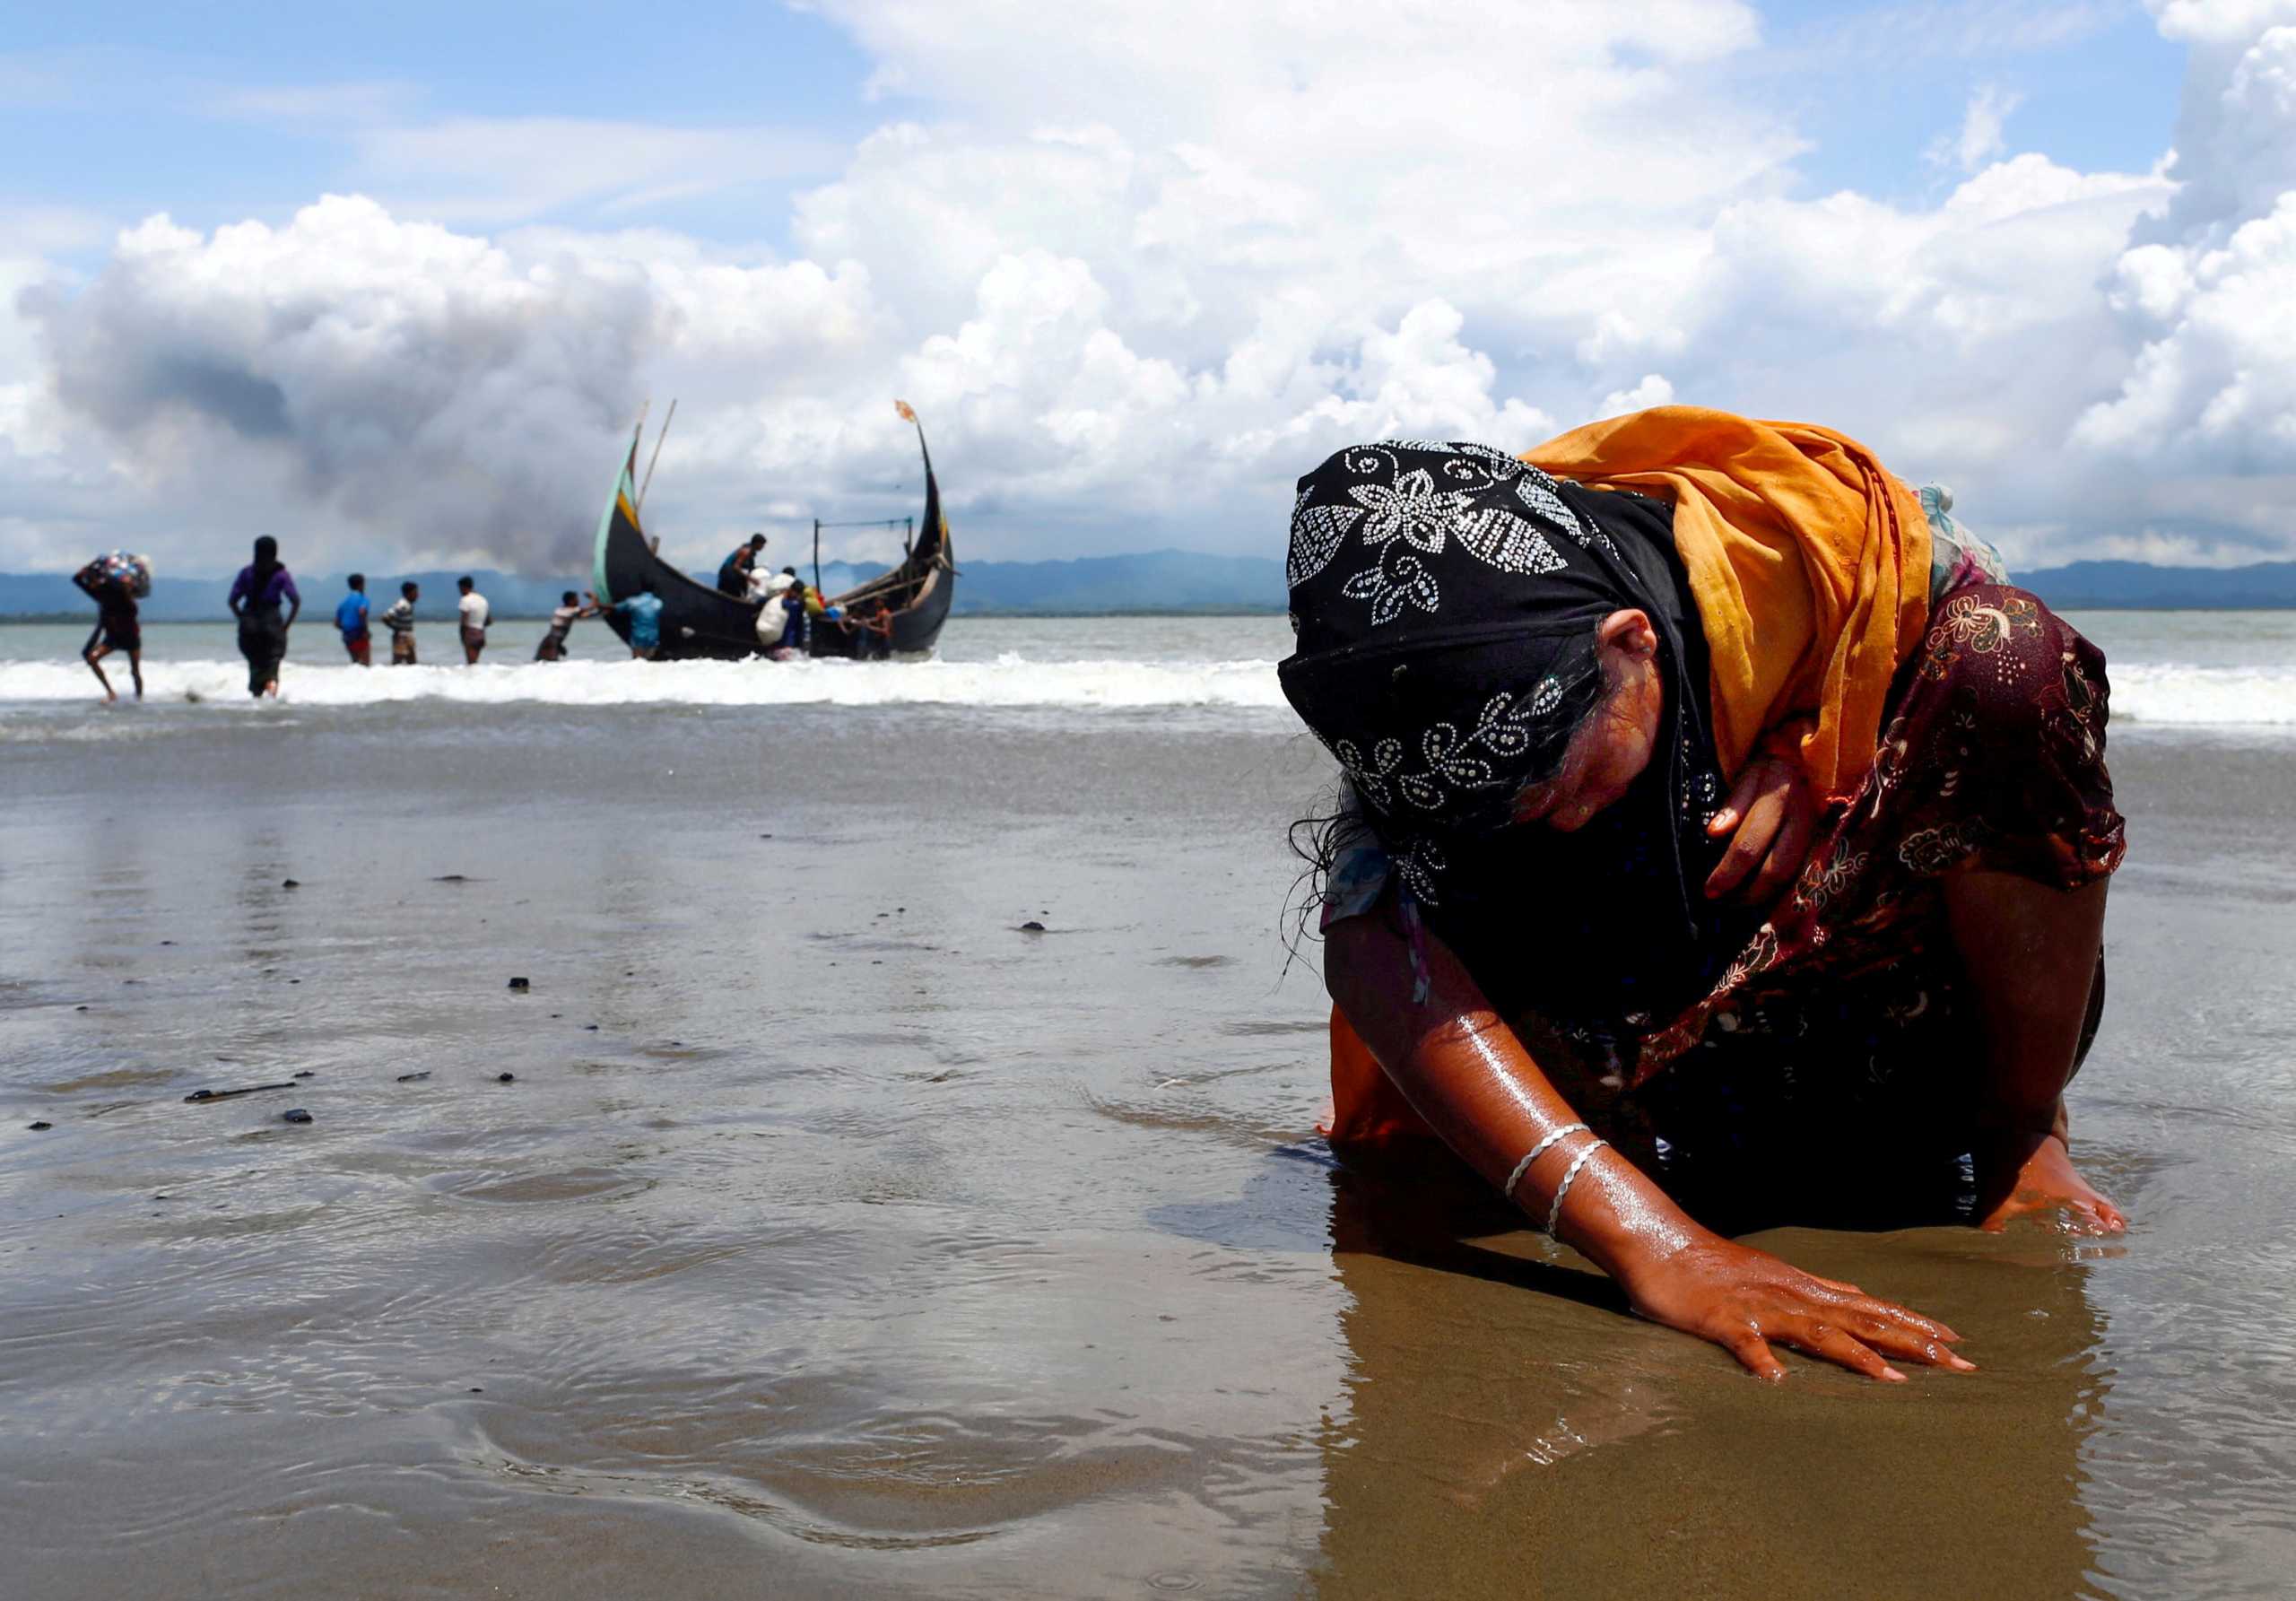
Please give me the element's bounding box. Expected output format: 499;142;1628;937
4;610;2296;726
3;622;2294;1597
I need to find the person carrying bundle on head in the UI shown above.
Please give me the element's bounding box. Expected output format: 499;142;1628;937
746;560;796;605
74;551;150;703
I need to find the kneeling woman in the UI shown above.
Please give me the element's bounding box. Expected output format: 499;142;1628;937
1283;410;2125;1383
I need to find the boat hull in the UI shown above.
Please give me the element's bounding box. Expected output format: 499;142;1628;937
591;419;954;663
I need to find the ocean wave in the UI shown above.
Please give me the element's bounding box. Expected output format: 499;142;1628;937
2108;664;2296;727
1;655;2291;726
0;653;1293;711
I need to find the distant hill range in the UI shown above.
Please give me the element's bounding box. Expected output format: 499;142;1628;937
5;552;2295;621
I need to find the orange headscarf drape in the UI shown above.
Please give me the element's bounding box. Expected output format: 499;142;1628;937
1323;408;1936;1153
1525;407;1932;800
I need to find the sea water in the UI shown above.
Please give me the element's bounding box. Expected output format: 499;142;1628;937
3;611;2294;727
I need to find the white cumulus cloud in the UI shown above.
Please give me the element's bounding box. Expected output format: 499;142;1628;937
8;0;2296;579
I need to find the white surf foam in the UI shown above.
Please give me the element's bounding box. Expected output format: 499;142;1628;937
1;655;2291;726
2107;664;2296;727
0;652;1293;711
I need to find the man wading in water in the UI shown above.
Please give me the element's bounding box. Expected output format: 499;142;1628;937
381;581;420;665
1284;411;2123;1383
457;576;491;664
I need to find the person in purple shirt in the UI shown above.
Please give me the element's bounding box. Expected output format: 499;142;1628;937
226;535;301;699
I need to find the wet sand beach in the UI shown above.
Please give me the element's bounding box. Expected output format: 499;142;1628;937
4;619;2294;1597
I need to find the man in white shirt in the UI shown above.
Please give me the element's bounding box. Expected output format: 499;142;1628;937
457;575;491;664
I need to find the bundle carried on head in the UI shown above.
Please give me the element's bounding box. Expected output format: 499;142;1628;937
91;550;154;597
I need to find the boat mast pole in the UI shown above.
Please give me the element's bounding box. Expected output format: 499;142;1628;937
637;397;676;513
813;518;822;594
624;400;650;474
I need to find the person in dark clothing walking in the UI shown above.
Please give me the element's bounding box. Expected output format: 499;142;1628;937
227;536;300;699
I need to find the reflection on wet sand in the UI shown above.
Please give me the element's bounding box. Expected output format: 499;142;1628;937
1313;1164;2109;1597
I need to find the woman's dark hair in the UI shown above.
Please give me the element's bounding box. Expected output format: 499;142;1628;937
1283;643;1608;949
249;535;281;593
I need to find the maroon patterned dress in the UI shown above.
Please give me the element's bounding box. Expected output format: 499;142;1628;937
1324;581;2126;1229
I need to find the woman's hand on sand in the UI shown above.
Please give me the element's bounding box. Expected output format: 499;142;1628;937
1619;1230;1976;1382
1705;755;1816;904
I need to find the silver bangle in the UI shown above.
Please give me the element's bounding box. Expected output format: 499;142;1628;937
1544;1139;1610;1239
1503;1123;1590;1202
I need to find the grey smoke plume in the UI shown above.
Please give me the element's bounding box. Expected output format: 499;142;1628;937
34;198;661;573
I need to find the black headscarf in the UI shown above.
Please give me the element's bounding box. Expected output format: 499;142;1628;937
1280;439;1744;1027
248;535;283;599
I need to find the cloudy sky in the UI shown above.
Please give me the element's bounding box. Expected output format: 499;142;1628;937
4;0;2292;578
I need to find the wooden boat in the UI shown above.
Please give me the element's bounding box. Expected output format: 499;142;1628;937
591;402;955;661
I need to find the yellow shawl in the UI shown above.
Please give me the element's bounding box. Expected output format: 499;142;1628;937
1525;407;1932;800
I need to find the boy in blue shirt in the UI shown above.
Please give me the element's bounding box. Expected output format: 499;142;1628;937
335;573;371;665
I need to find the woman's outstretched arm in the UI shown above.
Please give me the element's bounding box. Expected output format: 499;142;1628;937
1323;901;1976;1383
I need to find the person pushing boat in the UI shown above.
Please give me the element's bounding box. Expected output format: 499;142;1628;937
535;590;603;661
1284;410;2122;1383
609;581;665;660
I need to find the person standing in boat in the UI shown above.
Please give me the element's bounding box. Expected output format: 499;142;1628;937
335;573;372;666
227;535;300;699
610;581;665;660
535;590;601;661
718;534;767;597
457;576;491;664
380;581;420;665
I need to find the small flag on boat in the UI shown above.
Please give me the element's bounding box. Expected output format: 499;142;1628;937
894;399;917;423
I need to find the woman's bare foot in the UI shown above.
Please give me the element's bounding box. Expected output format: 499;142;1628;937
1979;1132;2126;1235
